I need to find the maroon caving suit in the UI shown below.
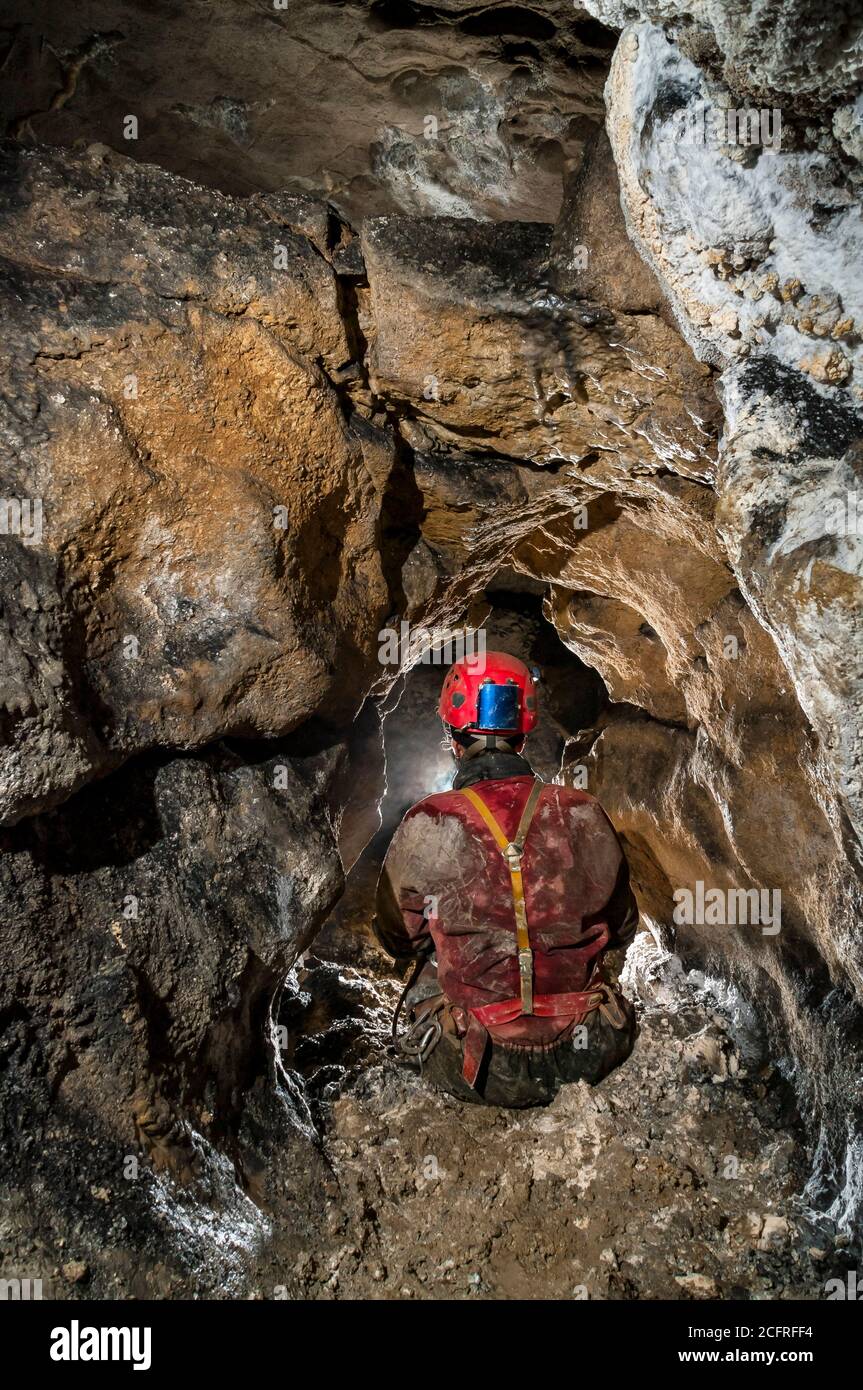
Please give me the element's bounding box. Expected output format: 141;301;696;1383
374;770;639;1106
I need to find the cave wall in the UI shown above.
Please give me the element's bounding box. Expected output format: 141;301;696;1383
574;1;863;1224
0;0;614;222
0;141;395;1290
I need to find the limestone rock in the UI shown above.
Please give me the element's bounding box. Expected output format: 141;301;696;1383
362;214;720;476
0;1;615;223
597;23;863;382
1;2;863;1295
0;144;389;824
0;728;378;1293
583;1;863;107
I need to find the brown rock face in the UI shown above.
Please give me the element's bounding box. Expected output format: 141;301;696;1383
0;143;389;824
362;214;720;476
0;144;395;1294
0;1;615;222
551;127;663;314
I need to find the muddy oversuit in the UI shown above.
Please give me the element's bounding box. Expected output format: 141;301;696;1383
374;750;638;1107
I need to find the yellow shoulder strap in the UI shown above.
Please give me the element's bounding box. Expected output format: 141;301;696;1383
460;785;511;852
460;780;544;1015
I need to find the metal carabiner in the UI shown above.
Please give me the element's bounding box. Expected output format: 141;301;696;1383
416;1018;442;1073
399;1012;443;1068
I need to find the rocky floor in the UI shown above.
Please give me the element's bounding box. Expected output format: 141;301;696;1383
274;933;849;1300
1;928;852;1301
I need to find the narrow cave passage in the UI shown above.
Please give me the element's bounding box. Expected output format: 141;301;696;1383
280;584;607;1107
272;583;833;1300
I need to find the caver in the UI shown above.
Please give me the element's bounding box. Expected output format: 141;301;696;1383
374;651;638;1108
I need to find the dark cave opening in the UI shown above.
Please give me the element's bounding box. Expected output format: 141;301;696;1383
459;7;558;42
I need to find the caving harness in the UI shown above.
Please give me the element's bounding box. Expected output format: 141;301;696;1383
461;777;545;1019
394;776;627;1088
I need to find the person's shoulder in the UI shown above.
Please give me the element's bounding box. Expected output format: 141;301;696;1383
543;783;602;810
402;788;463;820
543;783;618;827
386;790;468;851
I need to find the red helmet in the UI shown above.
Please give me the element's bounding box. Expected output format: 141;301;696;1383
439;651;539;738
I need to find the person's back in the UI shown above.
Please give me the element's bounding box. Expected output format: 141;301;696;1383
374;651;638;1107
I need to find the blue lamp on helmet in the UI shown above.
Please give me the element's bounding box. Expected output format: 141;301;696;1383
476;680;520;733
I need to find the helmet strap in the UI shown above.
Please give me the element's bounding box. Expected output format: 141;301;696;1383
459;734;514;762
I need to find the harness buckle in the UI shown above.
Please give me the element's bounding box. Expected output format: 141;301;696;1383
518;948;534;1015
